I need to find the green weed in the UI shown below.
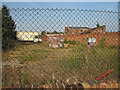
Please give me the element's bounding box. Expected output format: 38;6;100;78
23;74;28;85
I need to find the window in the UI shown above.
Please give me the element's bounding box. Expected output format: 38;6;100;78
35;36;38;38
102;28;104;32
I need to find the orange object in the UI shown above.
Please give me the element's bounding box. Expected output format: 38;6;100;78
95;69;113;80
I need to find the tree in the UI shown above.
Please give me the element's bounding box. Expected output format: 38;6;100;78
96;22;100;27
2;5;16;49
41;31;46;37
0;11;2;49
53;30;58;34
47;32;50;34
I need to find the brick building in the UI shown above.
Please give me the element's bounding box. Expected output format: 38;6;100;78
44;25;118;47
65;25;106;35
65;27;90;35
83;25;106;34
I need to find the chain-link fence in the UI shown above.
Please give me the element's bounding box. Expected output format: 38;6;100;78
2;8;119;88
0;5;2;90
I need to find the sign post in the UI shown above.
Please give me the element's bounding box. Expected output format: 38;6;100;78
86;38;96;51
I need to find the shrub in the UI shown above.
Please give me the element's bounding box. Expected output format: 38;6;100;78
67;40;76;44
64;39;68;44
97;38;106;48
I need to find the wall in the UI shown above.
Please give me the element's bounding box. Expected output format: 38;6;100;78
65;27;89;35
67;32;118;46
65;26;106;35
89;25;106;34
54;32;119;46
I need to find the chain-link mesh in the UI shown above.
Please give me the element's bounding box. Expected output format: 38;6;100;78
0;5;2;90
2;8;119;88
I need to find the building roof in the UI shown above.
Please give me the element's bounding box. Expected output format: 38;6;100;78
45;33;64;37
68;27;89;29
81;25;106;34
17;31;39;33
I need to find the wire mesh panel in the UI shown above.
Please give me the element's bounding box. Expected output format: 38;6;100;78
2;7;119;88
0;6;2;90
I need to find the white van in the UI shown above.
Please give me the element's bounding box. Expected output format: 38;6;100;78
17;31;42;43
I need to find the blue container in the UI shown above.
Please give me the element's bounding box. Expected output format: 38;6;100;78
32;42;34;44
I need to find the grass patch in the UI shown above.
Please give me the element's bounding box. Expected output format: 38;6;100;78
31;49;49;53
2;41;118;85
19;49;49;64
19;48;49;64
64;39;76;44
23;73;28;85
61;44;118;81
